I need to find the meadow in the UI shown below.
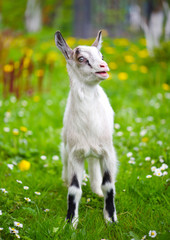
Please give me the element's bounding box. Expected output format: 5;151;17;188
0;30;170;240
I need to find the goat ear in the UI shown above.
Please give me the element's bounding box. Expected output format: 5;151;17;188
92;30;102;50
55;31;73;60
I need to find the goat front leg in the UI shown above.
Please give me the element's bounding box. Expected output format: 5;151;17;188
101;148;118;223
66;151;84;228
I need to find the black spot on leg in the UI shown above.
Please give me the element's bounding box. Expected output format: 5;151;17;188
66;194;76;222
70;175;79;188
106;189;115;222
102;171;111;185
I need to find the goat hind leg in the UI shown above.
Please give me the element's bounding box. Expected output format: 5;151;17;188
101;150;118;223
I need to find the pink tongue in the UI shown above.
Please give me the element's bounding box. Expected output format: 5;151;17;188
99;72;107;76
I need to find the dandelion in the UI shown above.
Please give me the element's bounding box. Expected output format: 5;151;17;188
52;155;59;161
40;155;47;160
109;62;117;70
127;152;133;157
16;180;22;184
3;64;14;72
33;95;40;102
24;197;31;202
23;186;29;190
18;160;31;171
124;55;135;63
138;49;148;58
20;126;28;133
12;129;19;136
149;230;157;238
9;227;19;234
142;137;149;143
14;222;23;228
118;72;128;81
140;65;148;73
130;64;138;71
162;83;169;91
44;209;50;212
7;164;14;170
35;192;41;195
146;175;152;178
36;69;44;78
145;157;151;161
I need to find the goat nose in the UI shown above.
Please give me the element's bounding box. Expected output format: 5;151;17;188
100;64;106;68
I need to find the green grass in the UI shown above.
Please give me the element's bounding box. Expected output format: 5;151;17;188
0;33;170;240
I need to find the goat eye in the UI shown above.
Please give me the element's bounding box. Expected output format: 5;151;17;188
78;57;84;62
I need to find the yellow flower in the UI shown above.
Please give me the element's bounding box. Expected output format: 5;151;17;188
104;47;115;54
3;64;14;73
66;37;76;47
140;38;146;46
23;57;30;68
142;137;149;142
25;48;33;57
18;160;31;171
130;64;138;71
36;69;44;77
114;38;129;46
46;51;58;64
20;126;28;133
138;49;148;58
118;72;128;81
33;95;40;102
14;61;20;69
124;55;135;63
162;83;170;91
109;62;117;70
140;65;148;73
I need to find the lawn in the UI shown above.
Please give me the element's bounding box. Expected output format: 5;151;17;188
0;30;170;240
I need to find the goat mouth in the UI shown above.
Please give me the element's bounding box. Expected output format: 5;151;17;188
95;71;109;78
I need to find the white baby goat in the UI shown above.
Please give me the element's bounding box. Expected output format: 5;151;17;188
55;30;118;228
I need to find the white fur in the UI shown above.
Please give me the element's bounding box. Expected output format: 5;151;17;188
55;31;118;227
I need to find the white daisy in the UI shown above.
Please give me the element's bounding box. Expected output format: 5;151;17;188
133;147;139;151
52;155;59;161
117;131;123;136
114;123;120;129
87;198;91;202
149;230;157;238
16;180;22;184
16;234;20;238
160;163;168;171
127;152;133;157
44;209;50;212
7;164;14;170
3;127;10;132
0;228;3;231
40;155;47;160
23;186;29;190
163;171;168;176
151;166;157;172
127;126;133;131
154;169;163;177
157;141;163;146
0;188;8;194
35;192;41;195
24;197;31;202
9;227;19;234
159;158;164;163
146;175;152;178
14;221;23;228
145;157;151;161
0;210;2;215
140;129;147;136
